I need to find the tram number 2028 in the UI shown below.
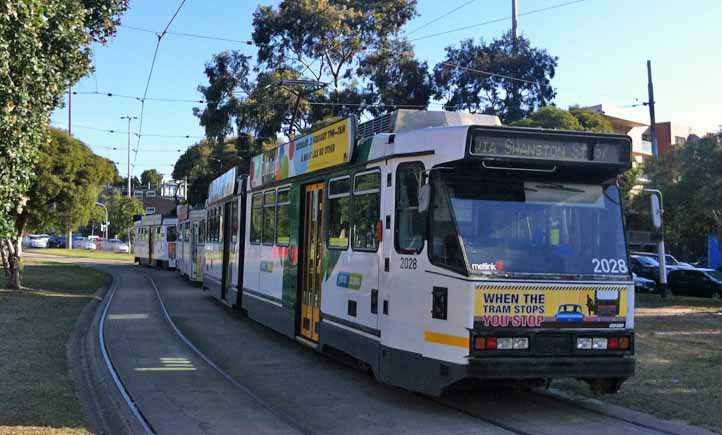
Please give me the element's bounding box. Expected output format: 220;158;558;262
400;257;417;270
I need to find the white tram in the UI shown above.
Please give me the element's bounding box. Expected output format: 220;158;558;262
134;213;178;269
177;204;206;282
192;111;636;395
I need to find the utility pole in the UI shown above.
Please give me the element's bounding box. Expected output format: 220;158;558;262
646;60;659;156
512;0;518;40
120;116;138;198
68;86;72;135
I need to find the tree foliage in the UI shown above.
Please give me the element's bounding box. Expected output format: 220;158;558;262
140;169;163;188
512;106;614;133
640;137;722;248
433;33;557;123
100;191;144;240
0;0;127;288
22;128;117;235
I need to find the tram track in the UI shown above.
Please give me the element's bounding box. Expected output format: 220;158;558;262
98;271;156;435
95;263;709;435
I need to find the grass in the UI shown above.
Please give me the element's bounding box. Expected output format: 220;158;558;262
555;293;722;433
0;260;110;435
28;248;134;263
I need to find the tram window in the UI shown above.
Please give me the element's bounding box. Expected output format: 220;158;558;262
395;162;425;254
251;194;262;244
428;172;466;273
352;170;381;251
263;191;276;245
327;176;350;249
276;188;291;246
199;220;205;243
167;226;177;242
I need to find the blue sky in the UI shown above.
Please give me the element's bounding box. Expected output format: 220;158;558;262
50;0;722;180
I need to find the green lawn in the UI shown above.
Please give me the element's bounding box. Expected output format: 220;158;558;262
29;248;134;263
555;293;722;433
0;260;110;434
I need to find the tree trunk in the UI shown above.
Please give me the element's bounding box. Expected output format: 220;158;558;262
2;238;22;290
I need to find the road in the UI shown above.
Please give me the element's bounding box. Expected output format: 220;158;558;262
29;253;715;435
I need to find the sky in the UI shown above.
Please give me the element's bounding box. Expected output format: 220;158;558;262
50;0;722;181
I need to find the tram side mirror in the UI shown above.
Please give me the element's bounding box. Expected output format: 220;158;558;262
418;184;431;214
650;195;662;230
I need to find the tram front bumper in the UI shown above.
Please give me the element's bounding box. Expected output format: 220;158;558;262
466;355;635;380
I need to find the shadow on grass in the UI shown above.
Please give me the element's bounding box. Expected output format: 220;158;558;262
0;263;109;433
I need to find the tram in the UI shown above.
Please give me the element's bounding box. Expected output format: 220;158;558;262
133;213;178;269
203;110;636;395
177;205;206;282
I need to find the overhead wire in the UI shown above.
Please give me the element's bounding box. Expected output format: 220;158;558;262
409;0;588;42
406;0;477;36
132;0;188;170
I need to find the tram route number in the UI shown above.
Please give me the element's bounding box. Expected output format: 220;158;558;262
400;257;417;270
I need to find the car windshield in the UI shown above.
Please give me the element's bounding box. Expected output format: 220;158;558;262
665;255;679;265
430;174;629;277
706;271;722;281
634;256;659;266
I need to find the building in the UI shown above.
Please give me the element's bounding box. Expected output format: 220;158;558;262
588;104;713;164
105;180;187;216
651;121;709;155
587;104;652;165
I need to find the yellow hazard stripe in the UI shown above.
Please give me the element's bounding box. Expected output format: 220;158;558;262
424;331;468;348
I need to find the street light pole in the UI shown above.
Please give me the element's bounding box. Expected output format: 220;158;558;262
120;116;138;198
95;202;109;239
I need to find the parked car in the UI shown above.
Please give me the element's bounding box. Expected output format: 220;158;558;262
633;273;657;293
630;255;662;282
631;251;694;269
668;268;722;298
47;235;66;248
108;238;130;253
27;234;50;248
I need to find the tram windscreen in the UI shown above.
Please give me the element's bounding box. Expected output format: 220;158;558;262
432;175;629;277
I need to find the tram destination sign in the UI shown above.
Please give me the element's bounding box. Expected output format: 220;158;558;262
250;117;355;188
468;128;631;165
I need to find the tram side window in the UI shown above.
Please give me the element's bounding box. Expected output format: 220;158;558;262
263;190;276;245
395;162;426;254
199;220;205;243
167;226;177;242
327;176;350;249
352;170;381;251
250;194;263;244
276;189;290;246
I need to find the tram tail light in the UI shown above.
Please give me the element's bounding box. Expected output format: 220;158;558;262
618;336;630;350
486;337;497;350
576;337;592;350
577;336;630;351
608;337;619;349
592;337;608;350
497;338;513;350
474;336;487;350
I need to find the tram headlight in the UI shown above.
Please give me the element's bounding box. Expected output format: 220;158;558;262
592;337;608;350
576;337;592;350
512;337;529;350
497;338;513;350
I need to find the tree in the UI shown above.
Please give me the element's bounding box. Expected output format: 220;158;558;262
22;128;117;235
357;38;433;117
100;191;144;241
140;169;163;188
433;33;557;123
512;106;582;130
0;0;127;289
569;107;614;133
638;138;722;251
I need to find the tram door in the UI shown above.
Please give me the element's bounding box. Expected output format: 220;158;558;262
300;183;324;342
148;226;154;265
221;203;232;300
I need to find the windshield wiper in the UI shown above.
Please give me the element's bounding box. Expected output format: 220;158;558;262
534;183;585;193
